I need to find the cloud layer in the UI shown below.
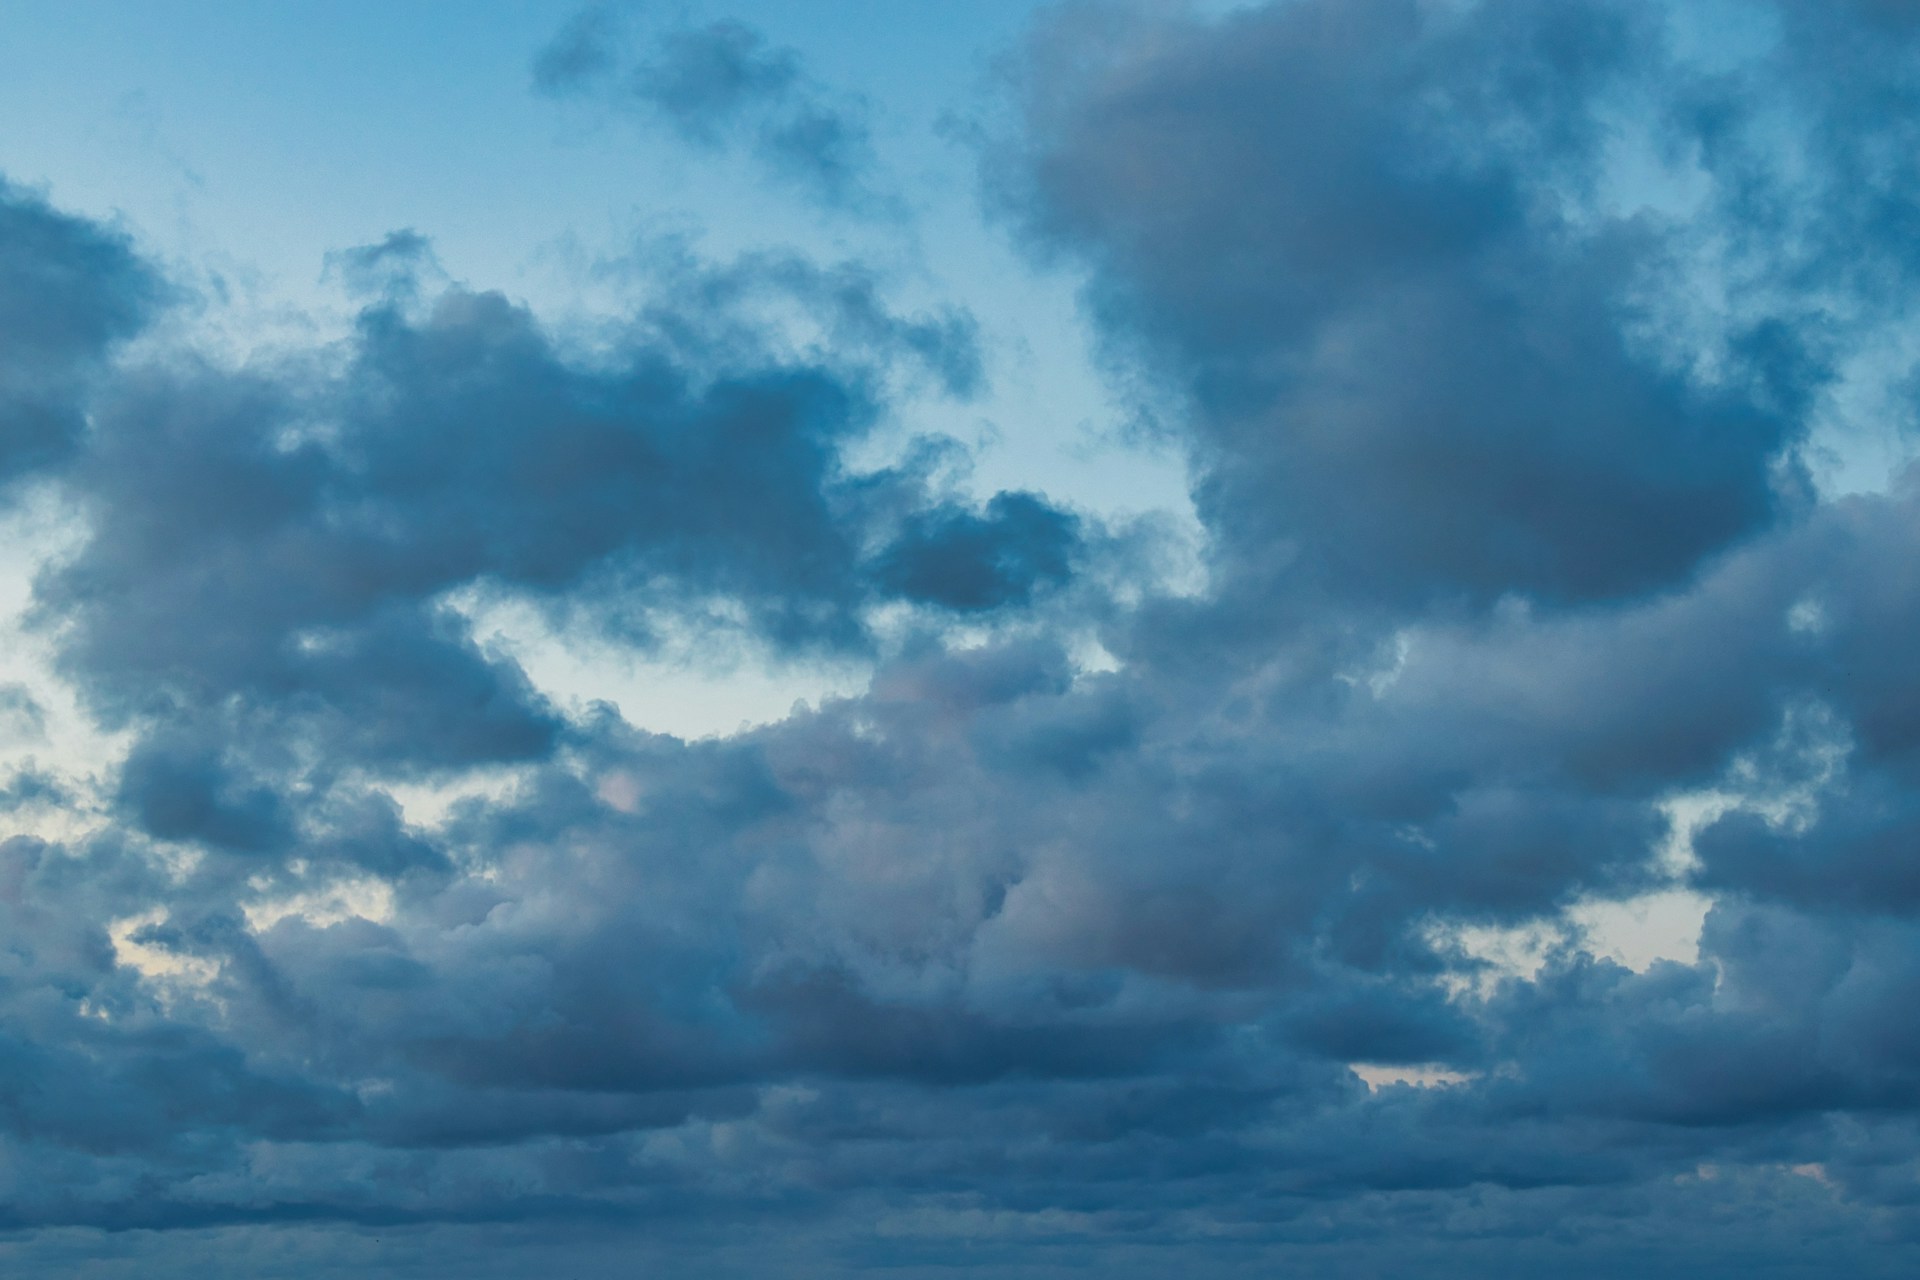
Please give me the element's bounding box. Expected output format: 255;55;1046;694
4;1;1920;1275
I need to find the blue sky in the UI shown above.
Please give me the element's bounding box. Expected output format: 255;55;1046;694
3;1;1920;1277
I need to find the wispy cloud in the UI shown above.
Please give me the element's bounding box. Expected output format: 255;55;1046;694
536;6;890;212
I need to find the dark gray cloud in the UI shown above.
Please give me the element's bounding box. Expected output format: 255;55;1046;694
0;178;162;484
6;1;1920;1276
536;8;884;211
37;250;1081;793
1000;0;1811;608
874;490;1079;611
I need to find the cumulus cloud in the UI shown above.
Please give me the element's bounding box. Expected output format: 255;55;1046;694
1001;0;1821;608
6;1;1920;1276
0;179;162;484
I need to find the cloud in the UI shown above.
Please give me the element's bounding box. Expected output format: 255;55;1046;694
320;227;440;302
535;9;886;211
0;178;163;485
8;1;1920;1275
36;243;1085;795
0;681;46;742
873;490;1080;611
997;0;1828;610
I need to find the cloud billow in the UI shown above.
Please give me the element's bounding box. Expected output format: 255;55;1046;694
0;179;162;485
6;2;1920;1276
1003;0;1814;609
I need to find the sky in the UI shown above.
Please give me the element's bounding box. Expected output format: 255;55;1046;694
2;0;1920;1276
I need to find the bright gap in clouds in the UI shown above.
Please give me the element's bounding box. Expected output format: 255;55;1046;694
0;484;123;847
449;583;875;740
